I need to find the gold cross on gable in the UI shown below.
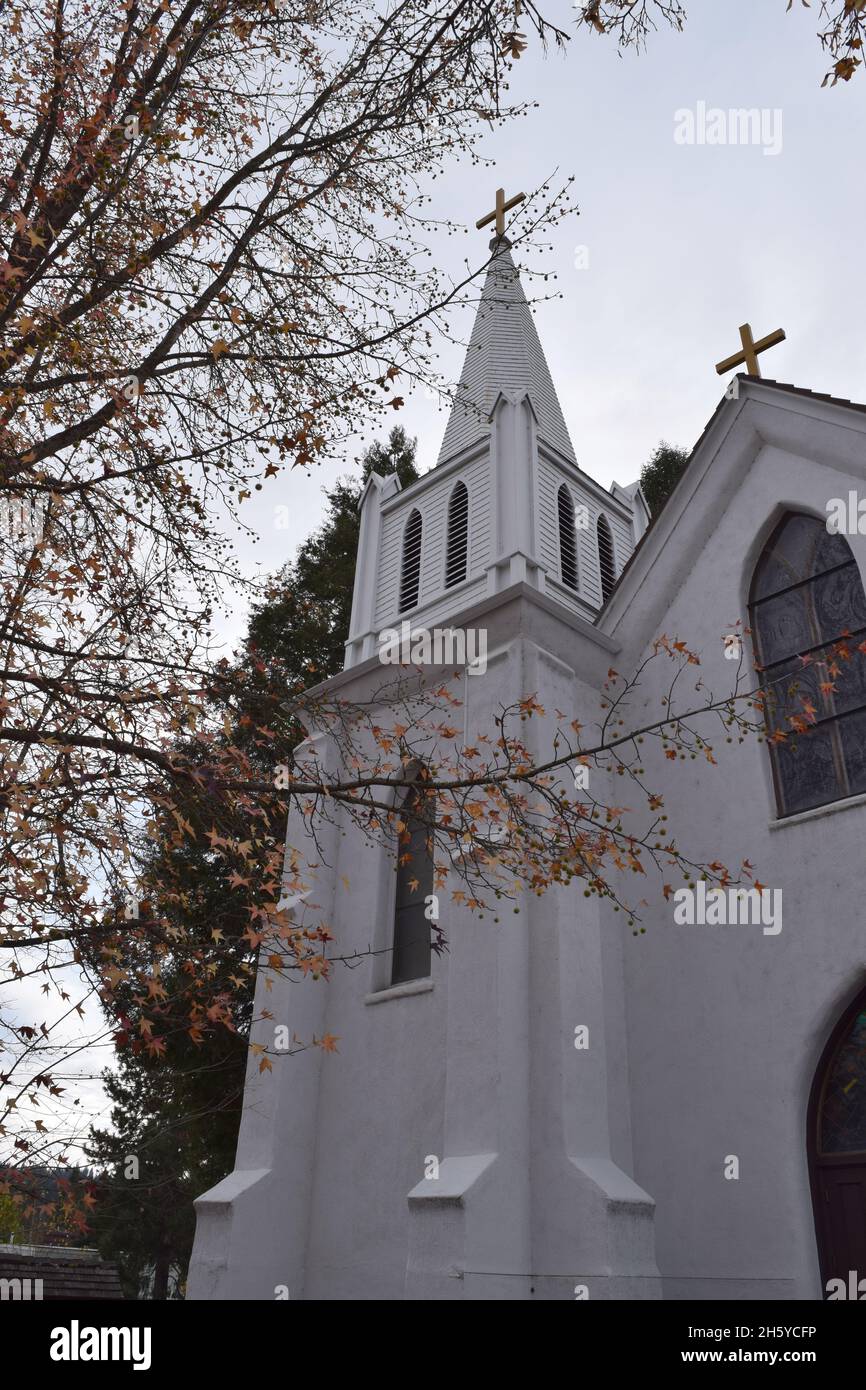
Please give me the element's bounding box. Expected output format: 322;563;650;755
476;186;525;238
715;322;786;379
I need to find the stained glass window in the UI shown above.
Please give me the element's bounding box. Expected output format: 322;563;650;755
750;513;866;817
819;1009;866;1155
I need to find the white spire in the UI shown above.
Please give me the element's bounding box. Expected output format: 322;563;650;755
437;238;577;466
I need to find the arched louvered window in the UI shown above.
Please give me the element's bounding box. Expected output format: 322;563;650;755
392;777;434;985
445;481;469;588
597;514;616;603
750;511;866;818
400;508;422;612
558;485;578;591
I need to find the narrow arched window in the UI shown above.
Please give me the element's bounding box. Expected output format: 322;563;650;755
399;508;422;612
750;512;866;818
445;481;469;588
597;514;616;603
392;779;434;985
558;485;578;591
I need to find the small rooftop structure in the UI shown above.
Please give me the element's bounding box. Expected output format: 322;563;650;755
0;1244;125;1300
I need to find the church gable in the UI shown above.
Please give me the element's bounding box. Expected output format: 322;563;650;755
600;377;866;650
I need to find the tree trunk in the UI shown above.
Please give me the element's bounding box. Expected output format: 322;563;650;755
152;1248;171;1300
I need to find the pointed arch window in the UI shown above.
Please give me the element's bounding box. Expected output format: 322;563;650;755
399;508;422;612
558;485;578;591
445;481;469;589
597;514;616;603
391;777;435;985
750;512;866;818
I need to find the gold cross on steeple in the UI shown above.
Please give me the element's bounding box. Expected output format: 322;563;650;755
715;322;786;379
476;186;525;239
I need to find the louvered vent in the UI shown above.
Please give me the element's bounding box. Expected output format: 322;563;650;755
445;481;469;588
400;508;423;612
557;485;578;591
597;514;616;603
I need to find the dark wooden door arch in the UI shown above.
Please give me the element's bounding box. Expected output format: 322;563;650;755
808;984;866;1298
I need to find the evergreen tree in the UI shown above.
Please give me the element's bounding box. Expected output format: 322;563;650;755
88;1009;248;1299
639;440;691;518
0;1191;24;1244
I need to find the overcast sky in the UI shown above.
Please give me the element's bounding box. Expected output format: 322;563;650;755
214;0;866;648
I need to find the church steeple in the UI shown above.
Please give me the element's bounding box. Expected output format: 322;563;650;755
437;236;577;467
342;227;647;669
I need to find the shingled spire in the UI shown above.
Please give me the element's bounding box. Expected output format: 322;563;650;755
437;237;577;467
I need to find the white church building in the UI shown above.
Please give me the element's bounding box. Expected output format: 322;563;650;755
188;234;866;1301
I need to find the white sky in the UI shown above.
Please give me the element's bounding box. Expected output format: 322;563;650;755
213;0;866;652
